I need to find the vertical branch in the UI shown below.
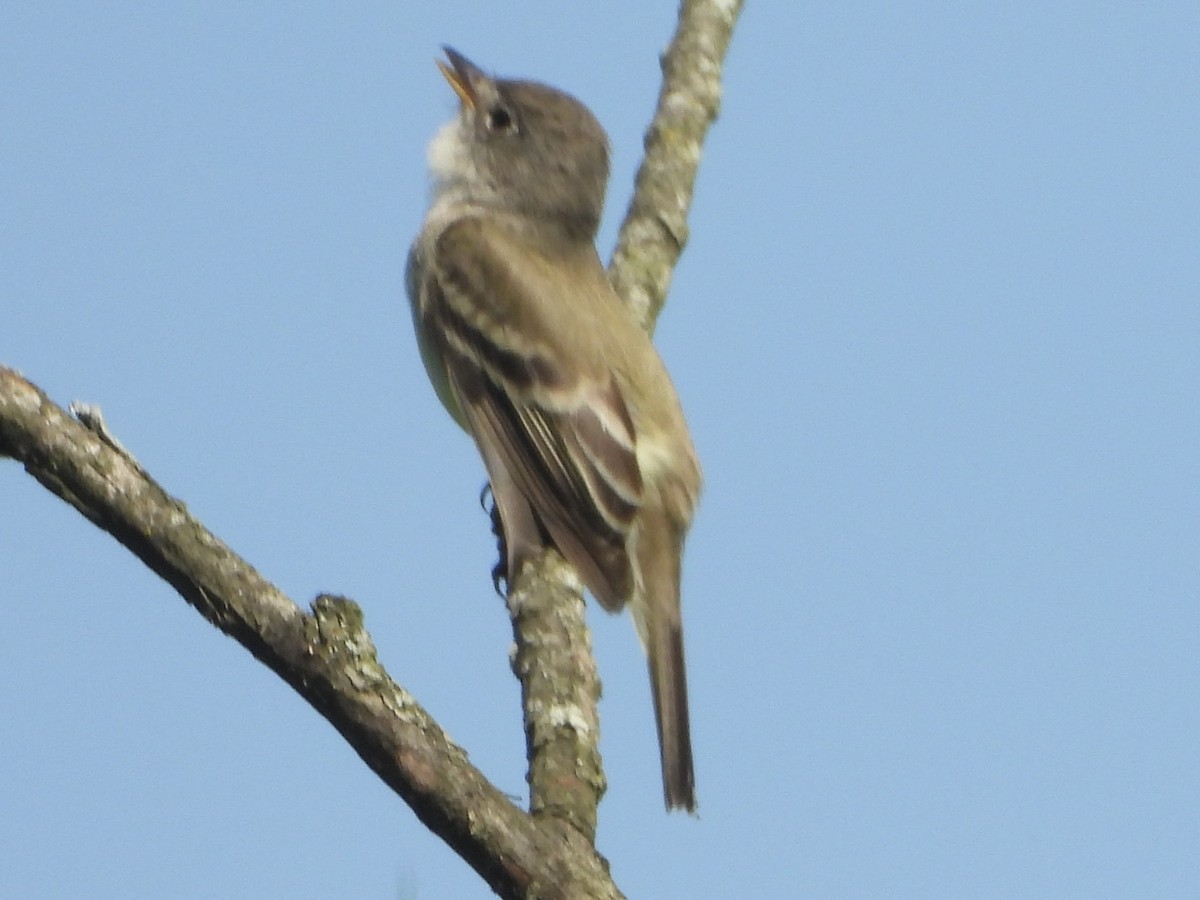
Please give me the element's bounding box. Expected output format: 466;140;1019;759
508;0;744;836
508;553;605;840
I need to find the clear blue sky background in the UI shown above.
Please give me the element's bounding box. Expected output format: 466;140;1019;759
3;4;1197;898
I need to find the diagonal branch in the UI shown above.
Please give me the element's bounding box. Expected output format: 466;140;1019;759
610;0;745;331
0;366;620;900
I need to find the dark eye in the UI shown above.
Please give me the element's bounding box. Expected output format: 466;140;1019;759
486;105;515;132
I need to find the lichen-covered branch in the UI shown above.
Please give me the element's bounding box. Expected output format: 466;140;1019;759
508;553;605;840
610;0;745;330
500;0;744;834
0;366;620;900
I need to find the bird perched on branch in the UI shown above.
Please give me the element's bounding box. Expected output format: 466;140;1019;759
407;47;702;812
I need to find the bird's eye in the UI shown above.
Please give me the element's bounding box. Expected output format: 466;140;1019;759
486;106;515;133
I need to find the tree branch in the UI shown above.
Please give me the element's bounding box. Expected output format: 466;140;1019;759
610;0;745;330
508;553;605;839
0;366;620;900
504;0;746;835
499;0;744;844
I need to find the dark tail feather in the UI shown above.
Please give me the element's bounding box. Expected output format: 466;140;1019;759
637;505;696;812
648;614;695;811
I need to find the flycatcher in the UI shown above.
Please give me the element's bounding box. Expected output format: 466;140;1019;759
407;47;702;812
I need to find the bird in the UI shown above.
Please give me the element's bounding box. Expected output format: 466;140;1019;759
406;47;702;812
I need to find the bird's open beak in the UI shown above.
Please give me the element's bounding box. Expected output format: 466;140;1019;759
437;46;482;110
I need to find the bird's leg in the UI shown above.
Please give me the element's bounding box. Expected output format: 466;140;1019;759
480;483;509;597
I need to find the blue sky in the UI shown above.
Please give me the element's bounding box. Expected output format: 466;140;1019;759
3;3;1198;898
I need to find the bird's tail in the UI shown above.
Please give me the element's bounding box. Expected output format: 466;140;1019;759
633;506;696;812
